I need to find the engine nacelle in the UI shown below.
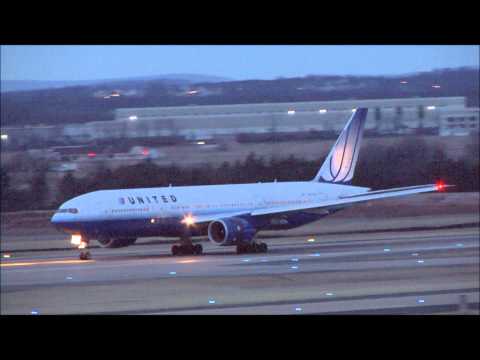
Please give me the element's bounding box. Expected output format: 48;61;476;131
208;217;256;246
97;237;137;248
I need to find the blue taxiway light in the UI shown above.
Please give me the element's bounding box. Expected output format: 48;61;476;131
456;243;464;247
291;258;299;262
295;307;302;311
326;292;334;296
291;266;298;269
383;248;391;252
310;253;321;257
242;259;251;262
208;299;216;304
418;299;425;303
31;310;39;315
412;253;419;256
417;260;425;264
66;276;73;280
169;271;177;275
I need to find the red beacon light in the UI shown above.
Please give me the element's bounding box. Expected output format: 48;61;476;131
435;180;446;192
87;152;97;158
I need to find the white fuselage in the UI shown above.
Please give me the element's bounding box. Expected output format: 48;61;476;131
52;181;369;224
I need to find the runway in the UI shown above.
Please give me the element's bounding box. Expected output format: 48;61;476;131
1;228;479;315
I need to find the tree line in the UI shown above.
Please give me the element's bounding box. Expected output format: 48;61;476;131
1;135;478;212
2;67;478;127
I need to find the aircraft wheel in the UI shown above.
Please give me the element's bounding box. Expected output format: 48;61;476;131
172;245;180;256
258;243;268;253
79;251;91;260
236;244;246;254
194;244;203;255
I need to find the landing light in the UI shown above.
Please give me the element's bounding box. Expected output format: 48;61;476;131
287;110;296;115
318;109;327;114
128;115;138;121
71;235;82;246
3;254;11;258
307;237;315;243
427;106;436;110
181;214;196;226
197;141;206;145
1;134;8;140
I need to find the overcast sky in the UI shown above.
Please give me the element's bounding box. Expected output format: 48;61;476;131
1;45;478;81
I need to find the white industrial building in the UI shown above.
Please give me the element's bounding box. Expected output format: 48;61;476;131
1;97;478;144
439;107;479;136
62;97;473;141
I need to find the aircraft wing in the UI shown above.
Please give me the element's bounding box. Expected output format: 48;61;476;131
250;184;453;217
190;184;452;224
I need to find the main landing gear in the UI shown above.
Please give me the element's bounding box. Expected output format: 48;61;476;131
171;235;203;256
236;242;268;254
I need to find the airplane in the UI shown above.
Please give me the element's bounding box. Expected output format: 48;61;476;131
51;108;450;259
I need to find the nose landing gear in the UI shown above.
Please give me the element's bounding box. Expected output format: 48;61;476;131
71;234;91;260
79;249;91;260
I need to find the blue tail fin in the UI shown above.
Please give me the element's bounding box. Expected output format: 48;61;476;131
313;108;368;183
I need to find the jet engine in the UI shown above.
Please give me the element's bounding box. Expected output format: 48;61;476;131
97;237;137;248
208;217;256;246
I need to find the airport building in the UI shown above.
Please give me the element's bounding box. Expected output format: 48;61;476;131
85;96;474;140
438;107;480;136
1;97;478;146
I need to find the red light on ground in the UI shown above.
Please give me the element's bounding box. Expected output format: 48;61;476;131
87;152;96;158
142;148;149;156
435;180;446;192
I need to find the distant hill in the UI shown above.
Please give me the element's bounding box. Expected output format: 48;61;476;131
1;67;478;128
1;74;232;93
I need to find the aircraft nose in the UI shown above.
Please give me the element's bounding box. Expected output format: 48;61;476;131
51;213;58;224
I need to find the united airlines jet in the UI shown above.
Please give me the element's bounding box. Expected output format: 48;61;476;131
51;108;449;258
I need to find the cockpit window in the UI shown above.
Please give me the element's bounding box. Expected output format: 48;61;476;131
55;208;79;214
